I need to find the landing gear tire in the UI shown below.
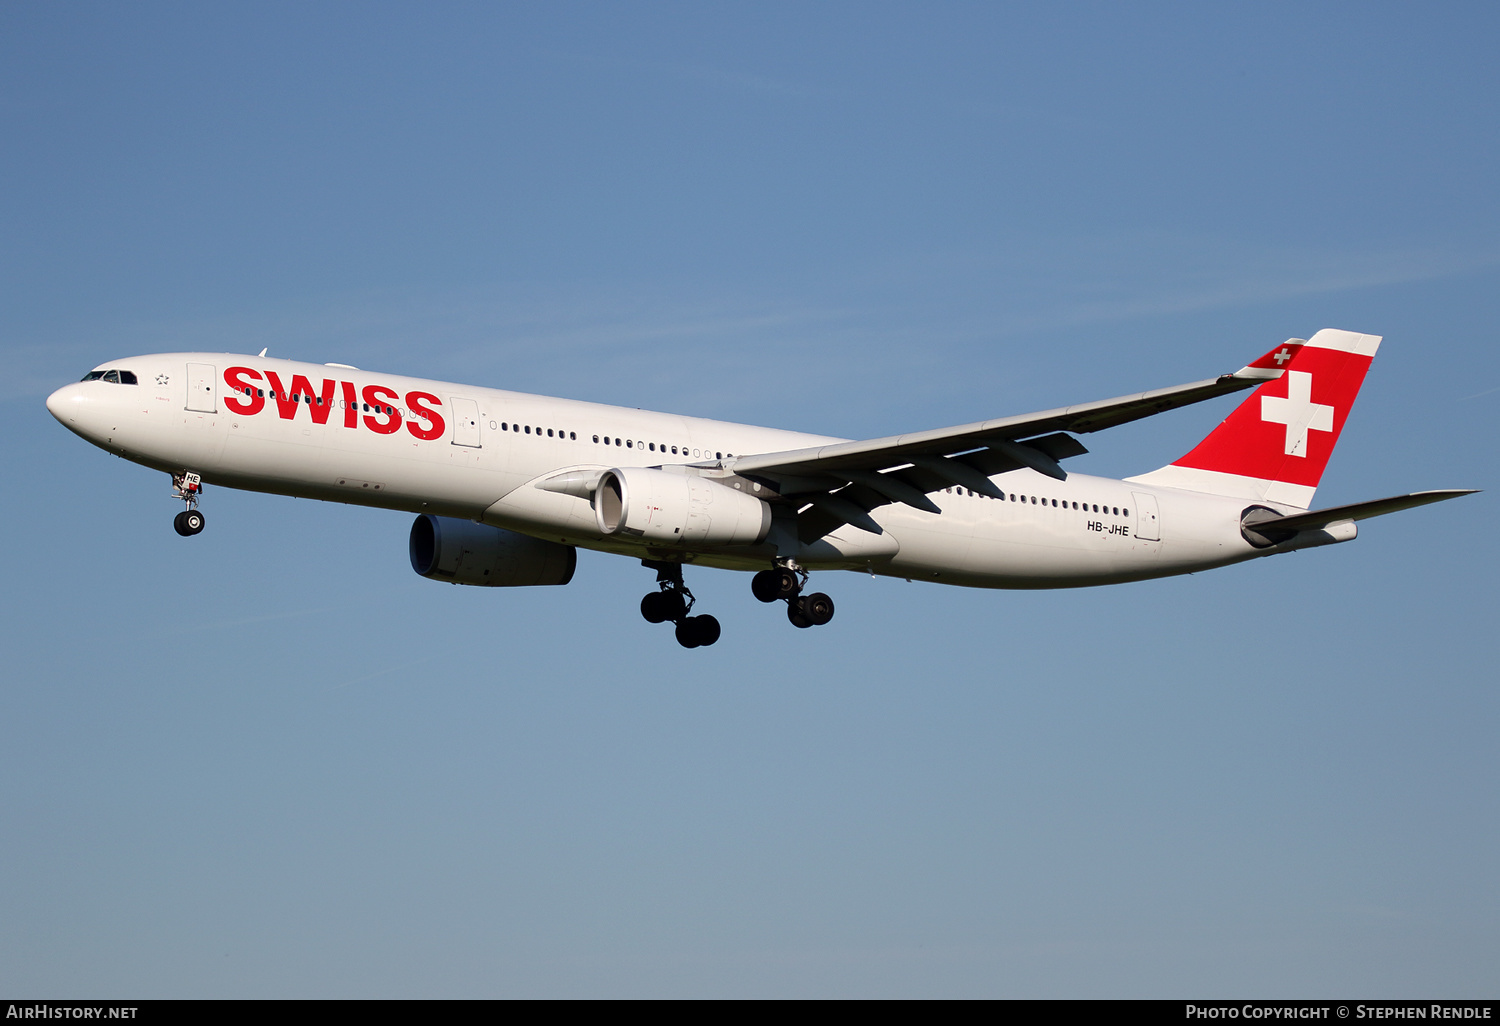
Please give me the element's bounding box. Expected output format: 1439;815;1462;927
174;510;204;536
788;593;834;628
675;614;721;648
802;592;835;626
752;567;800;602
692;614;721;647
642;590;689;623
787;600;814;629
641;592;670;623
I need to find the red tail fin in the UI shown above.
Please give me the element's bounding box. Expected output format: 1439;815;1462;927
1128;329;1381;508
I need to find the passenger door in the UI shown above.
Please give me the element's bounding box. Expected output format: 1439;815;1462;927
450;397;481;447
1131;491;1161;541
186;363;217;413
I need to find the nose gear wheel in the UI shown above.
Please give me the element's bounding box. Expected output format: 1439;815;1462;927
173;510;205;536
171;472;205;536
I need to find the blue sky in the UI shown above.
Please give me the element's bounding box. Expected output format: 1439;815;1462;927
2;2;1496;997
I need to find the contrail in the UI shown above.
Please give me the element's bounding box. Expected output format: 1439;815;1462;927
1457;386;1500;401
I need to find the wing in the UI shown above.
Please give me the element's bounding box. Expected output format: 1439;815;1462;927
719;340;1307;541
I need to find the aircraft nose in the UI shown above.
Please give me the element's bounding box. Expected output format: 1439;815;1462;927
46;382;98;437
46;383;75;422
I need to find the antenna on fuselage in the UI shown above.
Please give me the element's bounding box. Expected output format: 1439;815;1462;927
258;348;268;357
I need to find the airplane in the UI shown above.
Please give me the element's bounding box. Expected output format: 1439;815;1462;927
45;328;1474;648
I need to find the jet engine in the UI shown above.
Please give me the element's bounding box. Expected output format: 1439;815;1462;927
409;514;577;586
594;467;771;547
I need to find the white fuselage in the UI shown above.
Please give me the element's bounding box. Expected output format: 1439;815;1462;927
47;353;1286;588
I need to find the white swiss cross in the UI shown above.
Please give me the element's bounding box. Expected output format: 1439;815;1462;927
1272;347;1293;365
1261;370;1334;457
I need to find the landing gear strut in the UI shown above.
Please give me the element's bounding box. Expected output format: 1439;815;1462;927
752;561;835;630
172;472;205;537
641;560;720;648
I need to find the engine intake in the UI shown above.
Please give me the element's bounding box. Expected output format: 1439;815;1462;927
595;467;771;547
409;515;577;587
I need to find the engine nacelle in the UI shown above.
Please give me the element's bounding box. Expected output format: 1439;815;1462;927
594;467;771;547
409;514;577;587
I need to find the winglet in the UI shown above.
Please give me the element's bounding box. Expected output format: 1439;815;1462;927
1233;339;1305;381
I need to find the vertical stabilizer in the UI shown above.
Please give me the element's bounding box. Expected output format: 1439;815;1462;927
1126;329;1381;508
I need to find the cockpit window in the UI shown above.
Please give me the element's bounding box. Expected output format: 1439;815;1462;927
80;369;140;384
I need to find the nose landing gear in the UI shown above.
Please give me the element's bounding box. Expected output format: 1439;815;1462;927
641;560;721;648
171;472;205;537
752;561;835;630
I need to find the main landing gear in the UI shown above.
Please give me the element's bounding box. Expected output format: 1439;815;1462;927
171;471;205;537
752;562;835;629
640;560;721;649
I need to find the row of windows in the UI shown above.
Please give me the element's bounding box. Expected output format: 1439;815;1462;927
502;423;732;461
81;369;138;384
227;394;735;459
235;386;397;416
501;423;576;440
944;485;1127;517
593;435;729;460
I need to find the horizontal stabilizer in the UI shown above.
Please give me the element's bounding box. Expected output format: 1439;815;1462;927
1261;489;1477;533
1242;492;1476;552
